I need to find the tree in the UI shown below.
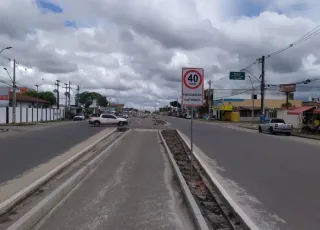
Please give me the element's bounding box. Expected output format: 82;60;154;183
170;101;181;108
281;102;292;107
25;91;56;105
78;91;109;108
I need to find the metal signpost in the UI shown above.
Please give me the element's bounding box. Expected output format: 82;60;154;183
181;67;204;182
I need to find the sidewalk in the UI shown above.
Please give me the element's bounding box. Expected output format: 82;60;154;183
239;123;320;140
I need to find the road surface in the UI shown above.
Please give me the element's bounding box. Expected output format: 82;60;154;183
38;130;194;230
162;116;320;230
0;121;111;183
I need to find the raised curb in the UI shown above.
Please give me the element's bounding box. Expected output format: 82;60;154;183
6;129;132;230
176;130;259;230
159;131;209;230
0;128;117;216
238;125;320;141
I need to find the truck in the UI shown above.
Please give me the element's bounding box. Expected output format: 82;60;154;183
89;114;128;127
258;118;293;135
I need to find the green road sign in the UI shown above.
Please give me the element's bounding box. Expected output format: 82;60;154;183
229;72;245;80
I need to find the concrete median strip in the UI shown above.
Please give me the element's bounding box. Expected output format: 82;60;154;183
176;130;259;230
0;128;118;217
159;131;209;230
6;129;132;230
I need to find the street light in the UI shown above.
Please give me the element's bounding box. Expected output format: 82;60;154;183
0;46;12;54
3;67;12;81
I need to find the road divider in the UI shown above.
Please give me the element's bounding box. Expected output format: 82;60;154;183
5;128;132;230
0;128;118;216
159;130;209;230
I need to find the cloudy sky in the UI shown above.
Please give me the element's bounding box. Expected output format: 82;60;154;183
1;0;320;109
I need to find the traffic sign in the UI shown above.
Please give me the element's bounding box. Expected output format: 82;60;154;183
181;68;204;106
229;71;245;80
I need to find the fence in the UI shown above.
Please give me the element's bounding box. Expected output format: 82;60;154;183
0;107;65;124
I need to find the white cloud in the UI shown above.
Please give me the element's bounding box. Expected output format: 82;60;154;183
0;0;320;109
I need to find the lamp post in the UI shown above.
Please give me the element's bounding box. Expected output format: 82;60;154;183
0;46;12;54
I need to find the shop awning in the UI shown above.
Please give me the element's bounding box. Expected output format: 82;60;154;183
287;106;314;115
314;108;320;114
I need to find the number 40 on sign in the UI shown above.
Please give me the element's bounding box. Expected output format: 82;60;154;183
181;67;204;106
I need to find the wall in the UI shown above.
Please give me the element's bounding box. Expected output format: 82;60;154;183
277;109;300;128
0;107;65;124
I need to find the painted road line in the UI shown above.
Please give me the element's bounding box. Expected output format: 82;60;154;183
6;129;132;230
0;128;117;216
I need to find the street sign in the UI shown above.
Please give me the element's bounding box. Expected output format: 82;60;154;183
229;71;245;80
181;68;204;106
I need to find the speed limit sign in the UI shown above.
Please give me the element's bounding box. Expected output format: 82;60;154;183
181;68;204;106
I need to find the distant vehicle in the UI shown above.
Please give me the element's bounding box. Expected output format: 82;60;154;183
89;114;128;127
123;114;129;118
74;115;85;121
186;114;191;119
259;118;293;135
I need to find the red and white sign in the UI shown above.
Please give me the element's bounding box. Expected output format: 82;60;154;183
181;67;204;106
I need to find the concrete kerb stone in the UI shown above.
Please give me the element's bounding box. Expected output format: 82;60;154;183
176;129;259;230
238;125;320;141
0;128;118;216
6;129;132;230
158;130;209;230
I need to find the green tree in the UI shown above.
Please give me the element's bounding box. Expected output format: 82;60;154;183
25;91;56;105
78;91;109;108
281;102;292;107
170;101;181;108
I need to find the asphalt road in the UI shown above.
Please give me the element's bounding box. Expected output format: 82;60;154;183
0;121;112;183
162;116;320;230
39;130;194;230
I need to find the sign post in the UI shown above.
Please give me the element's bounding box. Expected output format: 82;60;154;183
181;67;204;182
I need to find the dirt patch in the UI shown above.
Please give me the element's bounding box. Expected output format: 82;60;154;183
161;130;248;230
153;119;167;125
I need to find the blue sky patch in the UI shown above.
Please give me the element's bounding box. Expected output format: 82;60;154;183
36;0;63;13
236;0;266;17
65;20;77;28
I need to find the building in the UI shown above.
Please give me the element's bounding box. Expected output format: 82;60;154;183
108;103;124;113
213;98;303;122
8;92;50;108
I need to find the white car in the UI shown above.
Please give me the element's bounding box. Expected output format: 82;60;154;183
74;115;85;121
123;114;129;118
186;114;192;119
89;114;128;127
259;118;293;135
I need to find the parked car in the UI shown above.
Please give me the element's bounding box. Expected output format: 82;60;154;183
186;114;192;119
74;115;85;121
89;114;128;127
258;118;293;135
123;114;129;118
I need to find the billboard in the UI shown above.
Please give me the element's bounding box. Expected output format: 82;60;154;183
0;86;9;107
280;84;296;92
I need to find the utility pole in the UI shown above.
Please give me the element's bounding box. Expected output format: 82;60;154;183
259;56;265;115
12;59;16;124
55;80;60;109
208;80;212;119
63;83;68;119
68;81;71;119
35;84;39;122
76;85;80;107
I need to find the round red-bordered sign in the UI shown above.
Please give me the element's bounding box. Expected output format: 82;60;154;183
183;69;203;89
